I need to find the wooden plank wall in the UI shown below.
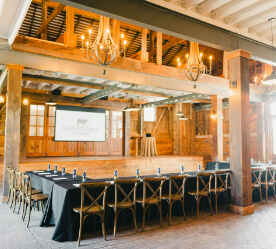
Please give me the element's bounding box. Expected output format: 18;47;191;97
10;155;203;179
192;103;264;166
130;107;173;155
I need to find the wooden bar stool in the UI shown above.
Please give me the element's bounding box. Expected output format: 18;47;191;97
187;172;214;217
136;177;166;232
162;174;189;225
210;170;230;214
261;166;276;203
73;182;110;246
251;167;263;204
107;179;140;237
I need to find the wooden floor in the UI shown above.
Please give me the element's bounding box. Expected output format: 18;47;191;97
0;155;204;183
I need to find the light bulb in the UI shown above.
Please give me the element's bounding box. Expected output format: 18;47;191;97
86;41;89;46
178;62;181;66
89;29;92;34
123;40;127;45
0;95;4;103
211;114;214;119
264;74;266;78
81;35;85;40
106;29;110;34
209;55;212;60
229;89;232;95
254;76;258;82
100;45;103;50
177;58;180;62
200;53;203;57
121;34;124;39
23;98;29;105
186;54;189;58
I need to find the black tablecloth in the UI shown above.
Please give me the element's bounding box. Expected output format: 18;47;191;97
27;170;220;242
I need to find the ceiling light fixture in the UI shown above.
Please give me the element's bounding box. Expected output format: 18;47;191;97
179;114;188;120
177;41;212;81
23;98;29;105
176;110;184;116
45;99;56;105
0;93;4;103
81;16;127;66
123;99;140;112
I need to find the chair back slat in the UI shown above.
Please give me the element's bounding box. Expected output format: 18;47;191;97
21;174;31;197
169;174;189;198
251;167;263;185
214;170;230;192
266;166;275;184
197;172;214;195
14;171;22;191
114;179;140;208
80;182;111;214
142;177;166;204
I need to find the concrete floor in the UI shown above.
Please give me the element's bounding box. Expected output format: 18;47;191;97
0;186;275;249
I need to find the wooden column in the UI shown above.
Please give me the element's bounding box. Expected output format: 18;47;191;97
223;51;229;79
65;6;77;47
264;97;272;162
41;0;48;40
156;32;162;65
19;103;29;159
227;50;254;215
112;19;120;57
149;30;154;63
211;95;223;161
2;64;24;199
141;28;148;62
123;111;130;156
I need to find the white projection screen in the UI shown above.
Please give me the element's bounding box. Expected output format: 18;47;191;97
55;105;106;142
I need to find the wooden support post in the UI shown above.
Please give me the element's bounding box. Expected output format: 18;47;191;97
123;111;130;156
112;19;120;57
141;28;148;62
65;6;77;47
223;51;229;79
227;50;254;215
264;97;272;162
256;103;265;161
41;0;48;40
139;109;144;136
2;64;24;199
211;95;223;161
149;30;154;63
156;32;162;65
20;103;29;159
172;103;180;155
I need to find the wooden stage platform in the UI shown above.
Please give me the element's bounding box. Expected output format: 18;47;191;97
0;155;204;183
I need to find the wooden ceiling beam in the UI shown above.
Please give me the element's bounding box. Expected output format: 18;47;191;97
36;3;66;37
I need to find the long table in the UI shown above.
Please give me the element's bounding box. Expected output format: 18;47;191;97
27;170;225;242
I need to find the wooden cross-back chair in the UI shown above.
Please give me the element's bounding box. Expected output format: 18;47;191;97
187;172;214;217
6;167;14;208
162;174;189;225
251;167;263;204
261;167;276;203
73;182;111;246
136;177;166;232
210;170;230;214
107;179;140;237
21;174;49;228
12;171;22;213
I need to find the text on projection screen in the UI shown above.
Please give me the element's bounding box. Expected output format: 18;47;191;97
55;109;106;141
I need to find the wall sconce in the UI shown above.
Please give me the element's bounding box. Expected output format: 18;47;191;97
229;81;237;95
23;98;29;105
211;111;216;119
0;93;4;103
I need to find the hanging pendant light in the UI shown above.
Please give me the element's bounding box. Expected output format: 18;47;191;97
176;110;184;116
177;41;212;81
0;93;4;103
123;99;140;112
81;16;127;66
23;98;29;105
46;99;56;105
254;18;276;94
179;114;188;120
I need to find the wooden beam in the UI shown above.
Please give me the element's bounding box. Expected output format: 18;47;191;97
141;28;148;62
149;30;155;63
65;6;77;47
156;32;162;66
3;64;24;197
112;19;120;57
227;50;254;215
40;0;48;40
195;123;205;135
0;103;6;115
211;95;223;161
152;108;167;135
36;3;66;38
